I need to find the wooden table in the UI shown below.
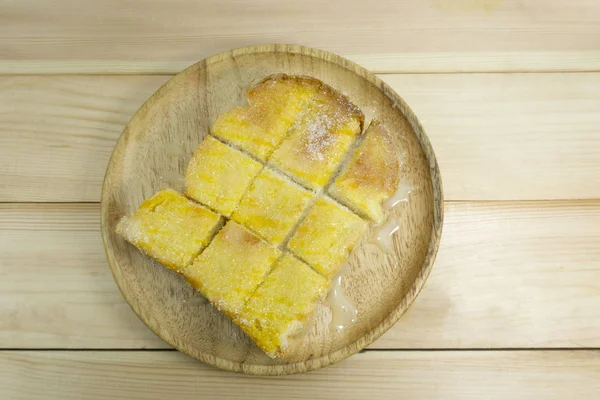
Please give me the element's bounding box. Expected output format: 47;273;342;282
1;0;599;398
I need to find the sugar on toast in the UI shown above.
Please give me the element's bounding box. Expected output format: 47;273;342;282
181;220;281;319
287;196;367;279
269;83;364;189
236;253;329;359
210;74;321;161
329;120;400;223
116;189;223;272
231;167;314;245
185;136;262;217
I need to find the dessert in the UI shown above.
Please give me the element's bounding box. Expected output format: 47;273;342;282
287;196;367;279
185;136;262;217
116;73;400;360
116;189;222;272
329;120;400;223
181;220;281;318
211;74;320;161
269;85;364;189
236;254;329;358
231;168;313;245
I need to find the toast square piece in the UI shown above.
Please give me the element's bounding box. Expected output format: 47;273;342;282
116;189;223;272
288;196;367;279
185;136;262;216
237;253;329;359
181;221;281;318
329;120;400;223
269;86;364;189
231;168;314;245
211;74;319;161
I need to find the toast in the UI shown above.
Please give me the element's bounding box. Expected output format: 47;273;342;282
269;85;364;189
287;196;367;279
210;74;320;161
181;221;281;319
329;120;400;223
185;136;262;217
116;189;223;272
116;74;398;361
236;253;329;359
231;167;314;245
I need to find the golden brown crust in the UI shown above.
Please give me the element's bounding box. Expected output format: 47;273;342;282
328;120;400;222
211;74;319;161
267;75;365;189
346;120;399;195
250;74;364;131
314;82;365;131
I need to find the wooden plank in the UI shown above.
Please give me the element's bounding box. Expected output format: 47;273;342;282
383;73;600;201
0;75;170;202
0;203;163;348
2;201;600;349
380;200;600;348
1;350;599;399
2;73;600;202
1;0;600;74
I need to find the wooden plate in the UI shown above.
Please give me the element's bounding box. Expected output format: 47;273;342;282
100;44;443;375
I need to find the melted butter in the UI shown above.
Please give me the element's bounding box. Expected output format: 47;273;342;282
327;275;358;332
385;181;413;208
159;170;185;186
370;217;400;253
164;143;185;158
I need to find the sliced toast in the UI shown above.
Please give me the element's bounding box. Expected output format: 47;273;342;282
116;189;223;272
329;120;400;223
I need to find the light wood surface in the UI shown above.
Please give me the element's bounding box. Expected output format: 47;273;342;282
2;350;599;399
3;201;599;349
2;72;599;202
1;0;599;74
2;0;599;394
100;45;442;374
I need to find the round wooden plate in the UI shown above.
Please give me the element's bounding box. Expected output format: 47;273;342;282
101;44;443;375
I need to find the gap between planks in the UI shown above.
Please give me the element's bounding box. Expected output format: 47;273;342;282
2;199;599;205
0;347;599;352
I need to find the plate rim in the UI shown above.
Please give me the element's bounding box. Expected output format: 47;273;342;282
100;44;444;375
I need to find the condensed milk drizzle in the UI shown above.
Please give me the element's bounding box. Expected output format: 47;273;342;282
385;181;414;208
367;179;413;259
327;275;358;332
370;218;400;253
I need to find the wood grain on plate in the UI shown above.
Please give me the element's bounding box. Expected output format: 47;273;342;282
2;72;600;202
1;0;600;73
100;45;441;374
1;350;599;400
3;201;600;349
